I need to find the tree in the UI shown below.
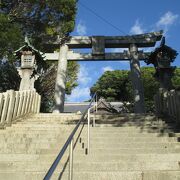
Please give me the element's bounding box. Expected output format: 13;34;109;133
90;70;133;102
0;13;23;60
172;68;180;90
90;67;180;112
0;60;20;92
0;0;77;50
140;67;159;112
0;0;79;112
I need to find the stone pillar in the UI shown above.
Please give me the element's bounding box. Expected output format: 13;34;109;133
18;69;36;90
129;44;145;113
53;44;68;113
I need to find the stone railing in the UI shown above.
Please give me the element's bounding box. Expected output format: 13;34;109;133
154;88;180;124
0;90;41;128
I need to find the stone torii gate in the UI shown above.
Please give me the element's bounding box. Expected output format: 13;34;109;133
45;31;163;113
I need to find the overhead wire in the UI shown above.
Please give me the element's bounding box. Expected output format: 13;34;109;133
78;1;162;46
78;1;128;36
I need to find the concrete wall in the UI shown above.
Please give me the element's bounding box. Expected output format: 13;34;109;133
0;90;41;128
154;88;180;124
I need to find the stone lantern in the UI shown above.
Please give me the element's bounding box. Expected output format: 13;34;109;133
145;37;178;90
21;51;35;69
14;37;43;91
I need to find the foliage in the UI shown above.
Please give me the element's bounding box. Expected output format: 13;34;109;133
140;67;159;112
0;0;77;54
91;67;180;112
172;68;180;90
0;0;77;50
0;0;79;112
66;61;79;95
0;60;20;92
0;14;23;60
90;70;133;102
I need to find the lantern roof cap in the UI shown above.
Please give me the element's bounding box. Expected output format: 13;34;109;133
14;36;45;59
146;36;178;64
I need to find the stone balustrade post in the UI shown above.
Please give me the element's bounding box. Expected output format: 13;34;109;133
6;90;15;125
12;91;19;119
1;92;9;124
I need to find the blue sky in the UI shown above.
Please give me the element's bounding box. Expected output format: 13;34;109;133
66;0;180;102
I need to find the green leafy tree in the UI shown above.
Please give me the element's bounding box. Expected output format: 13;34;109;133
0;0;79;112
140;67;159;112
0;0;77;50
0;60;20;92
172;68;180;90
0;13;23;60
90;70;133;102
91;67;180;112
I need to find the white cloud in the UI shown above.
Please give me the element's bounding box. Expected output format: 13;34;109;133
102;66;114;72
66;87;90;102
78;65;92;85
76;20;87;35
130;20;144;34
156;11;178;27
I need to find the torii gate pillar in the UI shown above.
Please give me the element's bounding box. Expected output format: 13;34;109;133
53;44;68;113
129;44;145;113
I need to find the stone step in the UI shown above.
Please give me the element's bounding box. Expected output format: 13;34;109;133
1;137;176;144
81;137;178;143
84;126;175;130
64;161;180;171
17;119;80;123
72;153;180;162
75;147;180;154
40;146;180;154
8;124;74;128
81;130;178;135
82;128;177;134
81;131;177;136
2;153;180;164
88;142;180;149
0;144;53;151
0;134;61;139
15;121;76;124
0;160;180;171
3;124;75;129
93;124;176;130
0;136;71;144
0;130;73;135
0;139;57;145
3;145;179;155
0;154;40;162
33;113;81;116
0;129;71;134
0;170;180;180
60;171;180;180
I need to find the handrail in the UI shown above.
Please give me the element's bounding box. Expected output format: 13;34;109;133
44;93;97;180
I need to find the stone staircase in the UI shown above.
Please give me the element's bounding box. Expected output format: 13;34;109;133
0;113;81;180
61;114;180;180
0;113;180;180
